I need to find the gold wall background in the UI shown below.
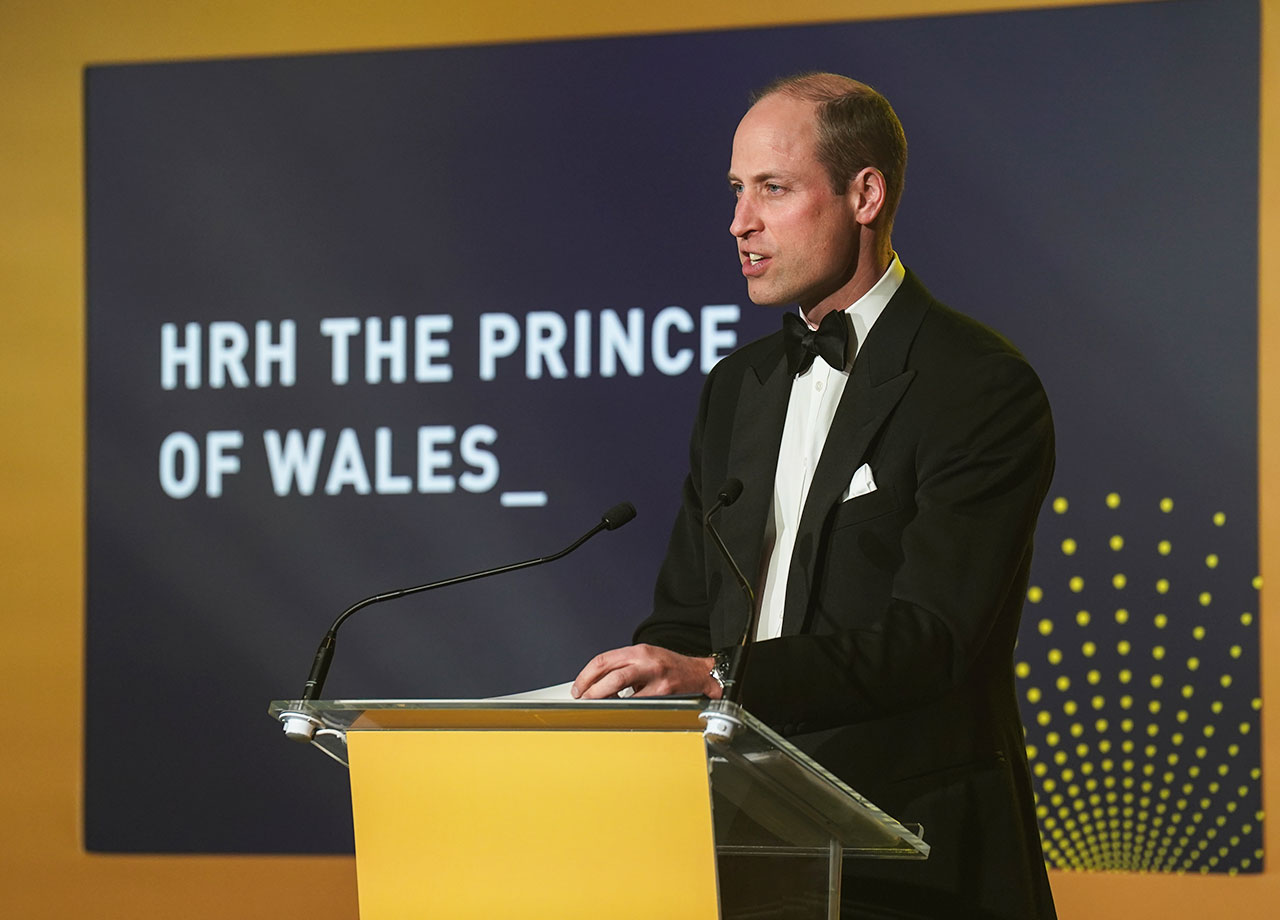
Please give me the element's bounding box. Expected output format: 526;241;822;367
1;0;1274;916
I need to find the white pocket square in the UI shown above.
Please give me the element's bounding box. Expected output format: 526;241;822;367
843;462;877;501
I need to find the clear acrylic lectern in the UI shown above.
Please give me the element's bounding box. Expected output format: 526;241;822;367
269;697;927;919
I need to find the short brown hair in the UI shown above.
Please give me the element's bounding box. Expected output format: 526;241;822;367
752;73;907;228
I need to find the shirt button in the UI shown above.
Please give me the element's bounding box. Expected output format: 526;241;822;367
815;379;825;392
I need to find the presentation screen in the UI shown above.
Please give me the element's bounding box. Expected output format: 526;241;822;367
85;0;1262;870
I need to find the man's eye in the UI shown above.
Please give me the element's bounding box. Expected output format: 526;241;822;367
730;184;743;197
766;183;784;194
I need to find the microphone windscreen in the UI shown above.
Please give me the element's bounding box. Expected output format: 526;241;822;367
717;478;744;507
601;501;637;530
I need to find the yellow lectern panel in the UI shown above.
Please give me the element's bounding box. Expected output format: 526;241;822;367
348;729;719;919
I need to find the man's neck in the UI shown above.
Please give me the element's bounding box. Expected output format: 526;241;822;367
801;238;892;326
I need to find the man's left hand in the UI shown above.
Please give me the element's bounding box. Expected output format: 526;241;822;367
571;644;720;700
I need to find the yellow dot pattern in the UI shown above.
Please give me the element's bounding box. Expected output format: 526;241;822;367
1019;492;1262;873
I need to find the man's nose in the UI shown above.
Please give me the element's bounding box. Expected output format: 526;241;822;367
729;194;760;237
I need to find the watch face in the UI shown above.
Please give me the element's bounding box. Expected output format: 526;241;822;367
713;650;733;681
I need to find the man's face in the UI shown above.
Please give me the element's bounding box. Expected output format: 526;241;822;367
727;94;863;318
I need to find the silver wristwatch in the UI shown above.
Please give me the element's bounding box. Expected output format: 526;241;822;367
709;648;734;691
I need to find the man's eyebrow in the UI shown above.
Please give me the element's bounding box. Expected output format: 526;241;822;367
727;170;794;184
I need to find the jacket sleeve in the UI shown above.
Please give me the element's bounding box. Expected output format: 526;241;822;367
631;364;719;656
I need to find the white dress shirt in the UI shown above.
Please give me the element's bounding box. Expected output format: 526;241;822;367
755;255;906;640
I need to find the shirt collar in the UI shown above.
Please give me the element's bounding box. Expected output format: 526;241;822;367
791;253;905;368
845;253;904;358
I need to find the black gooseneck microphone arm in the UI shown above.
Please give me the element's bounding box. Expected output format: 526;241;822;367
298;501;637;702
702;479;758;705
702;479;754;609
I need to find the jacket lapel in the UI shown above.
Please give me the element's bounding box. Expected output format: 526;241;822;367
781;271;933;634
716;336;789;643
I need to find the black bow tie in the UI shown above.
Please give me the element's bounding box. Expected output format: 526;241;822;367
782;310;849;376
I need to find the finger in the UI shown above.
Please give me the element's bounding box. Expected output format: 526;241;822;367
576;663;642;700
585;645;676;698
571;646;635;698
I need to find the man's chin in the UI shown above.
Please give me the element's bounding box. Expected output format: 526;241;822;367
745;288;792;308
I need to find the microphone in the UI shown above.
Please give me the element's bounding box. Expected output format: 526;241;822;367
711;478;743;508
601;501;637;530
284;501;637;739
702;479;754;610
701;479;759;706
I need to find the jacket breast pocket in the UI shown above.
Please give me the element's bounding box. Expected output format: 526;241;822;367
832;482;899;528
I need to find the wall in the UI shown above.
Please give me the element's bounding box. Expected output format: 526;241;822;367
1;0;1274;916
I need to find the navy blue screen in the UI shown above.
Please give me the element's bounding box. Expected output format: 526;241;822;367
86;0;1261;868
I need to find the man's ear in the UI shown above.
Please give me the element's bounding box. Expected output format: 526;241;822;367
847;166;887;227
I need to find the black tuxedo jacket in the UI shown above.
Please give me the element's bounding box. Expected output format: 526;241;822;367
635;270;1057;919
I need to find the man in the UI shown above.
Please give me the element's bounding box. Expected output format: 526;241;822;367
573;73;1056;919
